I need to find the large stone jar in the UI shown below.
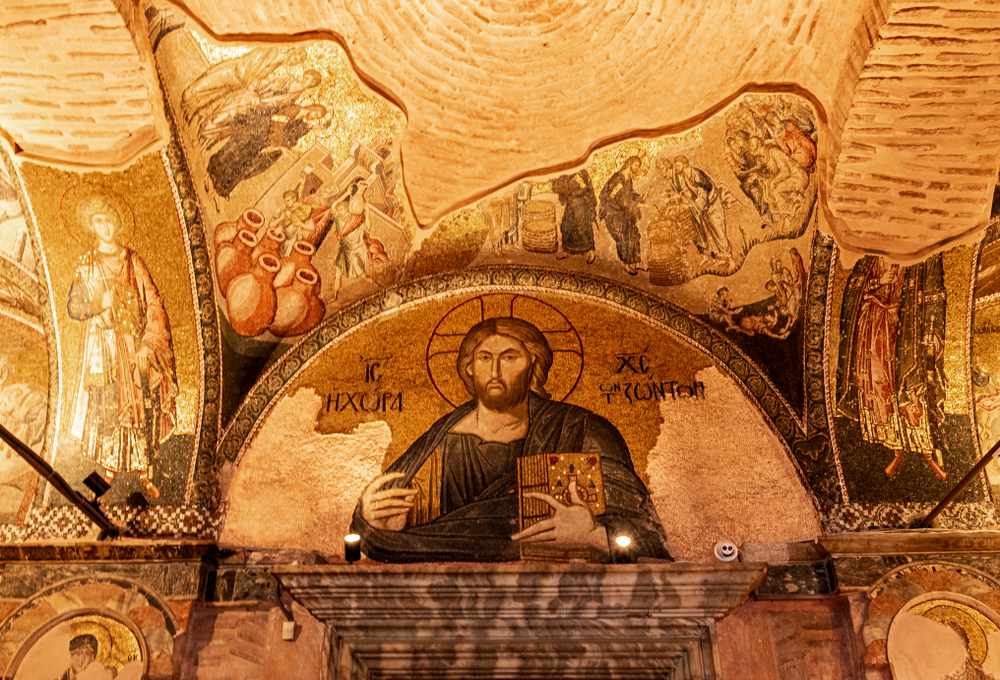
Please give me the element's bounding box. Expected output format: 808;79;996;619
293;285;326;336
227;253;280;337
271;269;324;337
213;219;238;248
238;208;265;235
274;241;316;289
251;227;284;265
215;229;257;299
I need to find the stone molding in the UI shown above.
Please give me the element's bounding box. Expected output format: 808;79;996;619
821;530;1000;557
275;562;765;680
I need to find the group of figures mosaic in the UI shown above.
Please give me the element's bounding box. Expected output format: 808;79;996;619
476;94;818;287
172;40;410;343
209;133;406;339
709;248;806;340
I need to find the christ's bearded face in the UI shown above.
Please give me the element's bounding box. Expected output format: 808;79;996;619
467;334;533;411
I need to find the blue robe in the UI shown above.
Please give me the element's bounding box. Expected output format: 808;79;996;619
599;170;643;265
553;170;597;254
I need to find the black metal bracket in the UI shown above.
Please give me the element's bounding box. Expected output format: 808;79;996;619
275;581;294;622
920;437;1000;528
0;423;119;539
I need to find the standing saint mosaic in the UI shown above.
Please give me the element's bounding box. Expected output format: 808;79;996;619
836;255;948;482
65;188;179;500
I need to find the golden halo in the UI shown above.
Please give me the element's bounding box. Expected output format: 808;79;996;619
59;182;136;249
906;599;999;665
425;293;583;408
69;614;142;672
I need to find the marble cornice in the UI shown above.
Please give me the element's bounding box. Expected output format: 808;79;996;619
275;563;765;679
274;562;766;623
820;530;1000;590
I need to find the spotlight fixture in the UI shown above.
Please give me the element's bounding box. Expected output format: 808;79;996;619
83;472;111;501
345;533;361;564
612;534;633;564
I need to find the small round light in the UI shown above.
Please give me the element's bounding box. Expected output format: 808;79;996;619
615;535;632;548
344;534;362;564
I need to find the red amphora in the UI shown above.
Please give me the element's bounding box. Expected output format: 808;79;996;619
216;229;257;299
227;253;280;337
252;227;284;265
294;286;326;336
238;208;266;236
274;241;316;288
271;269;325;337
213;220;238;248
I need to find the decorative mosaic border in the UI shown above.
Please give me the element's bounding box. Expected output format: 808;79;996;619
0;505;222;542
824;500;996;533
218;252;839;510
837;553;1000;592
869;559;1000;598
160;107;223;509
0;575;182;635
798;230;840;507
958;232;994;512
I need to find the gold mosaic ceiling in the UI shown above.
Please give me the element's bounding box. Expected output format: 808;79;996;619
2;0;1000;259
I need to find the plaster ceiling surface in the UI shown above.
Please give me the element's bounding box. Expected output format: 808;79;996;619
0;0;168;167
2;0;1000;259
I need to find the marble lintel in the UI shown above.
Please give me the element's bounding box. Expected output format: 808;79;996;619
277;563;762;680
275;562;765;623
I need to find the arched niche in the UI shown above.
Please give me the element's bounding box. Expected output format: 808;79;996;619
6;607;148;680
0;576;179;680
862;561;1000;678
218;279;822;561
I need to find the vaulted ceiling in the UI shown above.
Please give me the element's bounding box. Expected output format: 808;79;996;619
2;0;999;259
